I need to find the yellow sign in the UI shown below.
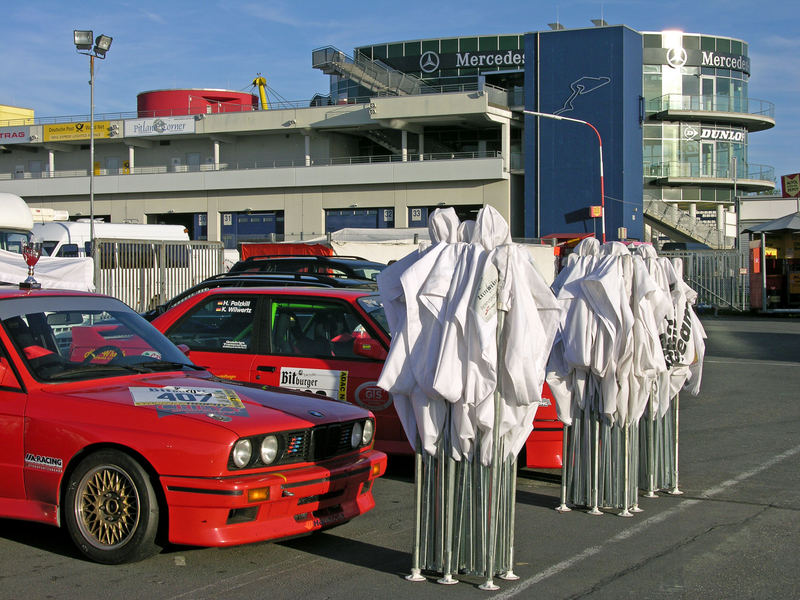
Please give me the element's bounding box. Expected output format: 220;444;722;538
43;121;111;142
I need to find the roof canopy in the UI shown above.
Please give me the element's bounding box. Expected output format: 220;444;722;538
743;211;800;234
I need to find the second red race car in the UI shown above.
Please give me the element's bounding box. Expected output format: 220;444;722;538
152;286;564;468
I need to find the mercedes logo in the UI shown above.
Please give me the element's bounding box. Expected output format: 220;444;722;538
419;51;440;73
666;46;687;69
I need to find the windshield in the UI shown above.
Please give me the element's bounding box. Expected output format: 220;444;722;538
0;295;196;382
0;231;31;254
357;295;388;336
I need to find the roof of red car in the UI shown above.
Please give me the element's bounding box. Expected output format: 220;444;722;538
188;286;377;300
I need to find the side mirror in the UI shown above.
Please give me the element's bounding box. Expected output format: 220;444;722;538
353;337;387;361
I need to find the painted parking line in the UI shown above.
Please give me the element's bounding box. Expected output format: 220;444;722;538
496;443;800;599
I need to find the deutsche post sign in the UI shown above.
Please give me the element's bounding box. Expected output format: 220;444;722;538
44;121;111;142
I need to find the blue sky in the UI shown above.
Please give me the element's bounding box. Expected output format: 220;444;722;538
2;0;796;184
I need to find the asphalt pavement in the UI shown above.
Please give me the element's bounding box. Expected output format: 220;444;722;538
1;315;799;599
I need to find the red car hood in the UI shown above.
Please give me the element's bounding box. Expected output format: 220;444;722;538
42;370;371;436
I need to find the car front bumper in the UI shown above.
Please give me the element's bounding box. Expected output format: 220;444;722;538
161;449;387;547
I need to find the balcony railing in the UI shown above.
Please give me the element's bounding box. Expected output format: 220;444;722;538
0;150;502;181
645;160;774;182
647;94;774;118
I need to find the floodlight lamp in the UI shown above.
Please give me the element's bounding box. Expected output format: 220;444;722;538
95;34;113;52
74;29;93;50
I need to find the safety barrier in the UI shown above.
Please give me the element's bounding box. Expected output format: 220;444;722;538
93;239;224;312
661;249;749;312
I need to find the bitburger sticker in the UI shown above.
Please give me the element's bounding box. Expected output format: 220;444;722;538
279;367;348;402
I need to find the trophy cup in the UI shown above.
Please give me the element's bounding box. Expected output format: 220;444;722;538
20;239;43;289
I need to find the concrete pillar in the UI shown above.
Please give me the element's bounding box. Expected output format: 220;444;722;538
402;130;408;162
213;140;221;170
304;135;311;166
48;149;55;178
127;146;135;172
689;203;697;219
419;132;425;161
501;120;510;173
716;204;724;230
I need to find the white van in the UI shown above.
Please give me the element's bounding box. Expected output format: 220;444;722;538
0;192;34;253
34;221;190;258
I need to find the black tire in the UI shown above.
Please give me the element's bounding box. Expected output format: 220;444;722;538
64;450;161;564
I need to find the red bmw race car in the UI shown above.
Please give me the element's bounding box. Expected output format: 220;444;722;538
151;286;564;468
0;287;386;564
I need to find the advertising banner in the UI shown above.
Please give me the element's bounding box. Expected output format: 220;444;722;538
44;122;111;142
0;126;29;144
124;116;195;137
781;173;800;198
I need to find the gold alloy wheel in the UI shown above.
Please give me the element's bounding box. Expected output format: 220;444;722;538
75;465;141;549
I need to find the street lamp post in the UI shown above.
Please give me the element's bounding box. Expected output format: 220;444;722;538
523;109;606;243
73;30;112;259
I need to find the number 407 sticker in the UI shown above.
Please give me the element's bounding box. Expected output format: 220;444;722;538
129;386;247;417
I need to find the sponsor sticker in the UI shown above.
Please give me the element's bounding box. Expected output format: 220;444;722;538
24;453;63;473
222;340;249;350
215;299;253;314
279;367;348;401
474;263;499;322
129;386;248;417
354;382;393;411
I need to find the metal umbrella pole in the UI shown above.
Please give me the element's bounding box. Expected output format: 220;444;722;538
587;387;603;515
500;452;520;580
406;434;426;582
667;393;683;495
479;309;505;591
643;390;658;498
618;422;633;517
556;424;572;512
437;412;458;584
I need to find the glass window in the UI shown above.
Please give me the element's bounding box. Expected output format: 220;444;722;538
643;72;662;104
372;45;387;60
479;36;498;51
167;295;258;353
459;37;478;51
701;188;716;202
441;39;458;53
422;39;439;52
270;300;366;359
731;40;742;55
663;124;680;139
643;34;661;48
388;43;404;58
404;41;421;56
662;188;682;201
683;187;700;201
643;124;662;138
499;35;518;50
717;38;731;53
683;36;700;50
0;343;21;390
701;37;716;52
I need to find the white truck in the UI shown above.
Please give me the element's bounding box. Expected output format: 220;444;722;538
33;220;190;258
0;192;34;253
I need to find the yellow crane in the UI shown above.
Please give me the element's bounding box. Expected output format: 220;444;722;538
252;74;269;110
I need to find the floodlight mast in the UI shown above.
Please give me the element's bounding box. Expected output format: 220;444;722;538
523;109;606;243
73;30;113;268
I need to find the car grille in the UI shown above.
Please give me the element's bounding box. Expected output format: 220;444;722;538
282;421;357;464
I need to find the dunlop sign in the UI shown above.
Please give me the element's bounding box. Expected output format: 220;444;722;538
44;121;112;142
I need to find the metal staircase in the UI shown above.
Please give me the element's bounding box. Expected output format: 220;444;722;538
312;46;434;96
644;198;733;249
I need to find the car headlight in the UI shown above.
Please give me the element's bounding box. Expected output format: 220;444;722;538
350;421;363;448
232;438;253;468
261;435;279;464
362;419;374;446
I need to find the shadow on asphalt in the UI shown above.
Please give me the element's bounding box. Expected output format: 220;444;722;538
704;330;800;362
0;518;81;561
280;530;410;577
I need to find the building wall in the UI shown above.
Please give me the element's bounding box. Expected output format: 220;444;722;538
524;26;644;239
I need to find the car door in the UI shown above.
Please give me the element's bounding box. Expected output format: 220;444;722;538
253;297;385;410
0;336;27;501
163;293;262;382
